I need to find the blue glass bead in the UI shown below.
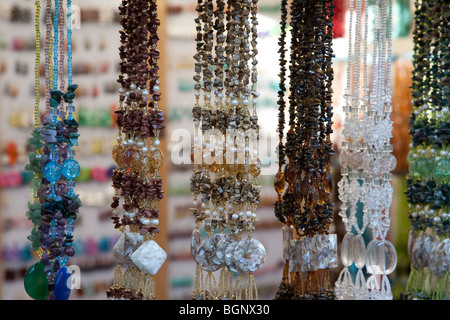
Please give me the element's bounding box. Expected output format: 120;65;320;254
44;160;61;182
62;159;81;180
65;224;75;234
54;267;72;300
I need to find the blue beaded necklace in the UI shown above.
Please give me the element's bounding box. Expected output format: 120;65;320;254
25;0;81;300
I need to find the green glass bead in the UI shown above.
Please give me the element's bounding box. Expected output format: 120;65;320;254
30;178;42;198
24;262;49;300
434;158;449;180
415;156;429;176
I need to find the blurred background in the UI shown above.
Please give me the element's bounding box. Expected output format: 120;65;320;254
0;0;414;299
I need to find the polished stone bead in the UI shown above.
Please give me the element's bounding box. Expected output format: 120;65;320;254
130;240;167;275
113;232;143;266
24;262;49;300
232;238;266;272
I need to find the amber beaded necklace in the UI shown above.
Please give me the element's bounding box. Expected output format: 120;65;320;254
190;0;265;300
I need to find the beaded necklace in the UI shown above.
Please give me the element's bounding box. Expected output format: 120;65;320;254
334;0;397;300
274;0;337;301
190;0;265;300
107;0;166;301
25;0;81;300
403;0;449;301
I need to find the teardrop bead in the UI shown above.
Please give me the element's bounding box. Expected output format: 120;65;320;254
274;171;285;194
54;266;72;300
249;158;261;177
30;178;42;198
24;262;49;300
112;144;125;167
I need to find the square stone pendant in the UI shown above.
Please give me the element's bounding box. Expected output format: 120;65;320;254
130;240;167;275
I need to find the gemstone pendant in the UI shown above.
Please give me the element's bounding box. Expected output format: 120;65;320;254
54;266;72;300
24;262;50;300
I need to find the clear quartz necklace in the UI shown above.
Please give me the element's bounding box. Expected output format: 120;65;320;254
335;0;397;300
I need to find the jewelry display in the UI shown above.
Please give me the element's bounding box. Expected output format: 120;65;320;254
403;0;449;300
334;0;397;300
24;0;82;300
273;0;337;300
106;0;167;300
190;0;265;300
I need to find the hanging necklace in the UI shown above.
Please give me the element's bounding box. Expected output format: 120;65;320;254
335;0;397;300
403;0;449;301
24;0;81;300
107;0;166;301
274;0;337;301
190;0;265;300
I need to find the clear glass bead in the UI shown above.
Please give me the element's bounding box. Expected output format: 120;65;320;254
353;234;366;269
341;233;354;267
365;240;397;275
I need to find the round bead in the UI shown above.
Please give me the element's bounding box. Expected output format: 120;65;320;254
62;159;81;180
226;238;266;273
195;234;224;272
44;160;61;182
63;246;76;257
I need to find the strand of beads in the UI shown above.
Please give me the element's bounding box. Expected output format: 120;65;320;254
273;0;291;299
363;0;397;300
403;0;449;301
335;0;370;300
190;0;265;301
107;0;166;301
273;0;337;301
24;0;82;301
24;0;47;300
335;0;397;300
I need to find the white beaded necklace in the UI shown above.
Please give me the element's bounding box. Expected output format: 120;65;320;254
335;0;397;300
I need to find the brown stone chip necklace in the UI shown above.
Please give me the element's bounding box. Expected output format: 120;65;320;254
273;0;338;300
107;0;167;300
190;0;265;300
